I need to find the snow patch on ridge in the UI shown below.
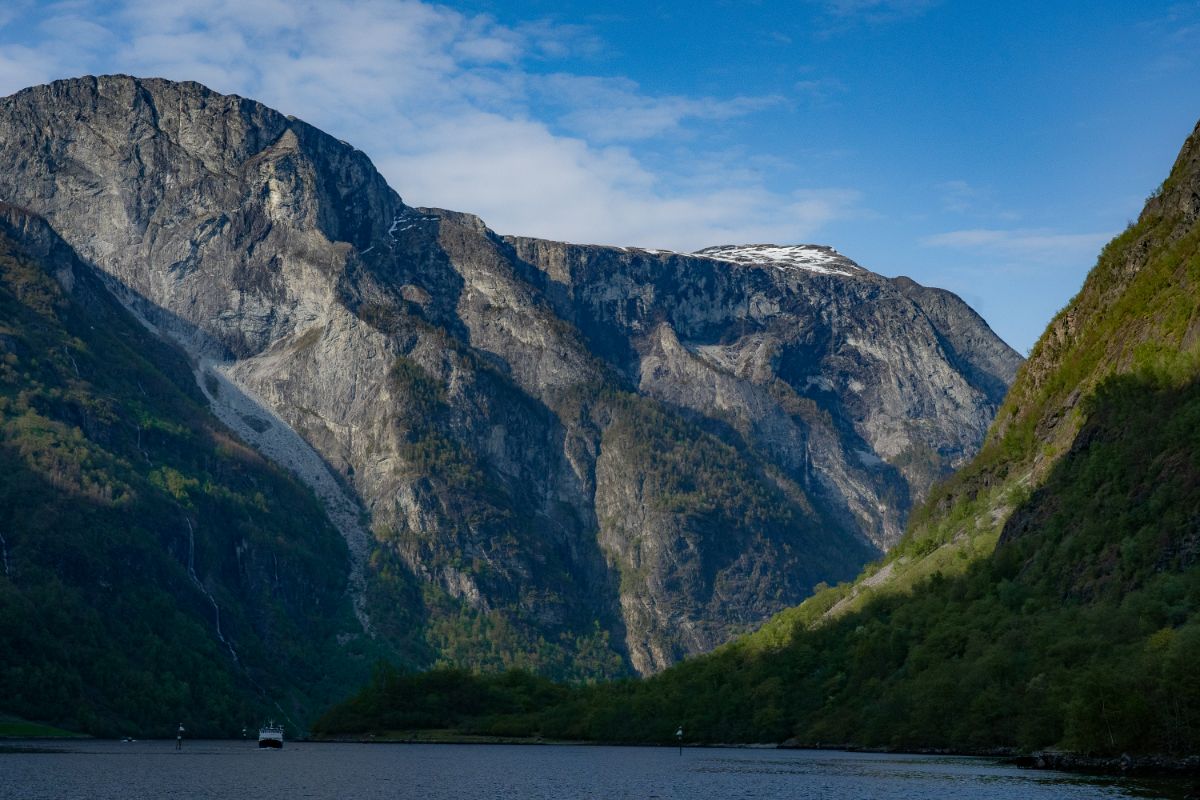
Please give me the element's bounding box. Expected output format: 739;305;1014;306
385;209;439;243
694;244;865;277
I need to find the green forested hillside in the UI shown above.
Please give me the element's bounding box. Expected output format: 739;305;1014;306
316;122;1200;757
0;207;369;737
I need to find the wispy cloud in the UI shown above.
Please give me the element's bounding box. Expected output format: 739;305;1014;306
0;2;31;30
794;77;847;104
933;179;1020;220
537;74;782;142
0;0;860;251
379;115;862;249
935;180;983;214
811;0;940;26
1142;4;1200;74
920;228;1111;263
0;44;56;93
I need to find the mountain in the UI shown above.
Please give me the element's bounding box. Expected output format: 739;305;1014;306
0;75;1018;688
0;203;369;737
316;116;1200;757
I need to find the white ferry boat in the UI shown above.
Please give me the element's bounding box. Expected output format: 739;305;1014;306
258;722;284;749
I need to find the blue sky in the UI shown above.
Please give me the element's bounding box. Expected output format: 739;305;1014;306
2;1;1199;352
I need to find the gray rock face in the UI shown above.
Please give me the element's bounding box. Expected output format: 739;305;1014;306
0;75;1021;676
507;239;1019;550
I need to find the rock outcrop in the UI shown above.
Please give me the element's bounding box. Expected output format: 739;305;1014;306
0;75;1021;675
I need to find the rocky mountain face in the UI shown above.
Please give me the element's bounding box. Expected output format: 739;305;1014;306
0;76;1020;678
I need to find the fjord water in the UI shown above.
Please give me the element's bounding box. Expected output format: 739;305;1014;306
0;741;1174;799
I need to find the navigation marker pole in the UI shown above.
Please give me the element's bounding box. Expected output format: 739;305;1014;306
676;725;683;756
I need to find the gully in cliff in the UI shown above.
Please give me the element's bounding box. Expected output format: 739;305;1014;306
258;722;284;749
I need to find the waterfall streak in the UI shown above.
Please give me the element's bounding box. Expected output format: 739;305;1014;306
184;516;240;663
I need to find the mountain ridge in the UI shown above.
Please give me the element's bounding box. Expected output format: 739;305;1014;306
0;74;1019;690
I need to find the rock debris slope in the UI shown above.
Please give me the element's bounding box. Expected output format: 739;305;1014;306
0;76;1020;676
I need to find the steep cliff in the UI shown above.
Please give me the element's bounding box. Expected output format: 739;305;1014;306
0;75;1019;677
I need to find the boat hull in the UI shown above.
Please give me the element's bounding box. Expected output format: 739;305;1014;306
258;737;283;749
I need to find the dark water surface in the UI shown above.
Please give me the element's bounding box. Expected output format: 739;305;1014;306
0;740;1184;799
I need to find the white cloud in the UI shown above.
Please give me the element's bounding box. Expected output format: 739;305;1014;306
538;74;781;142
920;228;1111;263
379;111;860;250
0;0;856;251
0;44;59;93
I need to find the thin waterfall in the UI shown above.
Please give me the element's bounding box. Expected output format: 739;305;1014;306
184;515;239;664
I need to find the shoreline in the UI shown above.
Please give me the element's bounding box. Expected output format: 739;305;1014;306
782;741;1200;778
1006;751;1200;778
312;733;1200;777
316;733;1200;779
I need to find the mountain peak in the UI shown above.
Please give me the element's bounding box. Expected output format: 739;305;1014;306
1141;118;1200;226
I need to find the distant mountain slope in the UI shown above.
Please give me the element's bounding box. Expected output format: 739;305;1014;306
0;75;1018;679
0;205;368;737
